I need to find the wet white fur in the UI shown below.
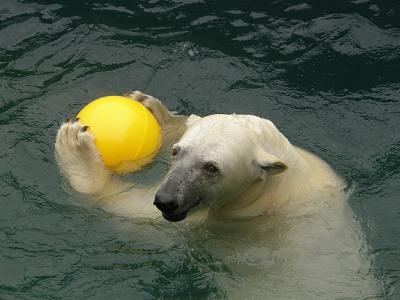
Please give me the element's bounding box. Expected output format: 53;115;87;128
54;92;380;298
55;92;344;220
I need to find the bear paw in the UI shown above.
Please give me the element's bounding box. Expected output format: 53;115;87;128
123;91;173;126
55;119;110;194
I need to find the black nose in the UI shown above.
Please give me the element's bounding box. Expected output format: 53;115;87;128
153;194;179;214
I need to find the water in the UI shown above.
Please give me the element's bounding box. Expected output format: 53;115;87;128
1;0;399;298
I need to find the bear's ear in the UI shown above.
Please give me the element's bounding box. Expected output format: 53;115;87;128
255;148;288;176
186;114;202;127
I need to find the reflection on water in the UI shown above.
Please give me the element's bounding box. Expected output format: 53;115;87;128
1;0;399;298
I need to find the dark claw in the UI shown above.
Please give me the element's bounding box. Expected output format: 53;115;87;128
64;118;71;123
74;117;80;122
81;125;89;132
137;94;149;102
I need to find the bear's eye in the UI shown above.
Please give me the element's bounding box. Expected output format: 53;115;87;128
172;148;178;156
204;161;219;174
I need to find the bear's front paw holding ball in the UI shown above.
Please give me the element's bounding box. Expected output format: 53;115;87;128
123;90;176;126
55;119;111;194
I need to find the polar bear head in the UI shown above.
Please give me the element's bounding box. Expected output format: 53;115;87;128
154;114;290;222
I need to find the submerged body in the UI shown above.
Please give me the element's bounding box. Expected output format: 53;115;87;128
55;92;380;299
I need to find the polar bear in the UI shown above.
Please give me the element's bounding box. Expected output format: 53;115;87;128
54;91;380;298
55;91;344;221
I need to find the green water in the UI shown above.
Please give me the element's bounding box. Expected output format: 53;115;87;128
1;0;399;299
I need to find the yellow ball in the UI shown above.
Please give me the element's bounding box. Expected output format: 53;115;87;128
76;96;161;173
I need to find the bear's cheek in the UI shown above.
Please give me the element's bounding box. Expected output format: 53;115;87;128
204;179;240;204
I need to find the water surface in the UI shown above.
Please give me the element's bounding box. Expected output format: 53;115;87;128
1;0;399;299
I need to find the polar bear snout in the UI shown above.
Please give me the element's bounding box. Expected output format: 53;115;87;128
153;194;179;215
153;160;205;222
153;189;201;222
